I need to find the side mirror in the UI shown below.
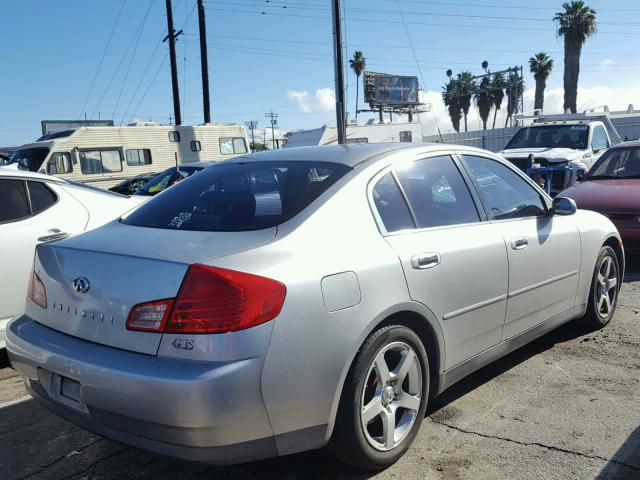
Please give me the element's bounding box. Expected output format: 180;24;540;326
553;197;577;216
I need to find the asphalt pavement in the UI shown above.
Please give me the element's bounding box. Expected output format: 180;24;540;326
1;272;639;480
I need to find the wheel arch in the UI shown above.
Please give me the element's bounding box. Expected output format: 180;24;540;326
603;235;625;277
325;302;445;442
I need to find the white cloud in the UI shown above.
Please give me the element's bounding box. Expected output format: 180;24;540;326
287;88;335;113
598;58;616;71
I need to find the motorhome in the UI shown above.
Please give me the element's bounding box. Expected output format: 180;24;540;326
284;120;423;148
6;123;250;188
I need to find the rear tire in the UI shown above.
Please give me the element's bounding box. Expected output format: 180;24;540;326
328;325;429;470
582;246;621;330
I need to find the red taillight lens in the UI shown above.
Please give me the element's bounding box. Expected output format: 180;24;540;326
27;271;47;309
166;264;286;334
126;299;174;332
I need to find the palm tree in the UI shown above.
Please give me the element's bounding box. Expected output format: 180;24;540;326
529;52;554;113
457;71;475;132
505;69;524;128
490;72;505;129
553;1;597;113
442;70;462;133
474;76;493;130
349;51;367;119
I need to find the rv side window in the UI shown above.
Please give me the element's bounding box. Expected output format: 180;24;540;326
400;131;412;142
220;137;248;155
169;131;181;142
46;152;73;174
79;149;123;174
346;137;369;144
126;149;152;166
190;140;202;152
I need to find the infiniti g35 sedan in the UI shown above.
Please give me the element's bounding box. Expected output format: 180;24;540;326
7;144;623;470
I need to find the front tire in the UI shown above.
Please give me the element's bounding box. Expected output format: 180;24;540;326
328;325;429;470
582;246;621;329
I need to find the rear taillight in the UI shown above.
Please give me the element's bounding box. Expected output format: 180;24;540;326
126;264;286;334
126;299;174;332
27;271;47;309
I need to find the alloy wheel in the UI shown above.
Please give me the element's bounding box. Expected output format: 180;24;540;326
596;255;619;319
360;341;423;451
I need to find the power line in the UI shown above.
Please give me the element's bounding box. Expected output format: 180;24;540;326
78;0;126;119
204;5;640;35
385;0;640;14
201;33;640;57
211;1;640;27
130;53;170;122
90;4;155;120
111;0;154;121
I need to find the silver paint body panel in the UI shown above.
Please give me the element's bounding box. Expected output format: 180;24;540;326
6;143;622;464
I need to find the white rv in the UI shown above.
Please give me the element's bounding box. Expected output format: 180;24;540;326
6;123;250;188
284;121;423;148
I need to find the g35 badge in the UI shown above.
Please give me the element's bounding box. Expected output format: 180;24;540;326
172;338;194;351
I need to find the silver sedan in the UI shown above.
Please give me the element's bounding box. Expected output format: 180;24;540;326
7;144;623;470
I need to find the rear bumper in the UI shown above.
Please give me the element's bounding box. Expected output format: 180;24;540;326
6;316;277;464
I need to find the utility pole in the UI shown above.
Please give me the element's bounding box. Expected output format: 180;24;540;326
265;111;278;149
197;0;211;124
163;0;183;125
245;121;258;150
331;0;346;144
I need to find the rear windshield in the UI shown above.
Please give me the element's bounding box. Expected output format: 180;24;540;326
122;161;350;231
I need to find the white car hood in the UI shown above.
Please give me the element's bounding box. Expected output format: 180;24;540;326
499;147;585;163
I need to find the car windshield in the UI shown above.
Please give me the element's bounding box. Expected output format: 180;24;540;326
136;166;202;196
9;147;50;171
505;125;589;150
587;147;640;179
122;161;350;232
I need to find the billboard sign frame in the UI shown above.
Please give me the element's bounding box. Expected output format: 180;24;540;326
364;71;420;107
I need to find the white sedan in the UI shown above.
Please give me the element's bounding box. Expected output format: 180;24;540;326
0;169;140;348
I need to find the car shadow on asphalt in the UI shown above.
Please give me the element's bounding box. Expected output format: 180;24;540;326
428;269;639;417
595;426;640;479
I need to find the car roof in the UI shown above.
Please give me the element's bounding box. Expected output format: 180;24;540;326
0;167;65;183
222;143;481;168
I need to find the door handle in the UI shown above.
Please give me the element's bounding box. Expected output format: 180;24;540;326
38;229;69;243
411;253;441;270
511;237;529;250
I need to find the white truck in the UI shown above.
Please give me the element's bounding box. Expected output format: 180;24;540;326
499;114;620;195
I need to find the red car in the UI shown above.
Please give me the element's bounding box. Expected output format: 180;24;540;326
561;141;640;254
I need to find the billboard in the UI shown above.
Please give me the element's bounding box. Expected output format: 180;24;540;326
41;119;114;136
363;72;420;106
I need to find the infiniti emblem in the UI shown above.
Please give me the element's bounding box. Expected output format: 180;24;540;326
73;277;91;293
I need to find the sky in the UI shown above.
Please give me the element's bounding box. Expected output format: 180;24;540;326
1;0;640;145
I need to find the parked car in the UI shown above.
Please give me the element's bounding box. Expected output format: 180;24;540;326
0;169;140;349
7;144;622;470
132;162;215;198
499;119;612;195
560;141;640;255
108;172;157;195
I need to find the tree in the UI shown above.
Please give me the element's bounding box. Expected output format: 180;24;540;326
442;70;462;133
349;51;367;119
474;76;493;130
490;72;506;129
505;68;524;127
553;1;597;113
457;71;475;132
529;52;554;113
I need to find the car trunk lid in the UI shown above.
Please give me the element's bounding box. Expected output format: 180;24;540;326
29;222;276;355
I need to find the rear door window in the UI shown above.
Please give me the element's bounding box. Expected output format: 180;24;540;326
27;181;58;214
0;179;30;222
395;155;480;228
372;173;415;233
123;162;350;231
